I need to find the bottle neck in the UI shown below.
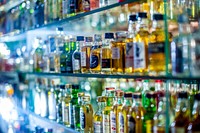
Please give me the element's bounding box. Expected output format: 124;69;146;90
76;41;83;51
70;41;76;51
128;20;136;37
116;97;123;105
63;42;70;53
176;98;189;113
179;23;191;34
132;98;142;107
152;20;164;30
103;38;113;47
192;100;200;116
107;97;114;106
137;18;149;32
124;97;133;106
157;97;166;112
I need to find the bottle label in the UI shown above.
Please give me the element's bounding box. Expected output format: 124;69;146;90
73;60;80;71
73;105;80;128
110;111;116;133
102;59;111;68
69;103;74;127
148;42;165;54
62;102;69;123
80;108;85;129
81;52;86;67
90;55;99;68
134;42;146;69
112;47;120;59
83;0;90;11
119;113;124;133
94;121;102;133
103;114;110;133
171;127;185;133
125;42;134;68
128;115;135;133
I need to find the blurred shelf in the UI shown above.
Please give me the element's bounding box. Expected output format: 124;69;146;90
0;0;25;12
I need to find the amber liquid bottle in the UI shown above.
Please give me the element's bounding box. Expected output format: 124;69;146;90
134;12;149;75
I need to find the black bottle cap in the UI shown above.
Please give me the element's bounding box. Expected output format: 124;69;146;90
153;14;164;20
178;14;189;23
177;91;188;98
76;36;84;41
137;12;147;19
60;84;65;89
72;84;79;89
124;92;132;98
132;92;142;99
129;14;137;21
146;92;156;98
105;33;114;39
195;93;200;101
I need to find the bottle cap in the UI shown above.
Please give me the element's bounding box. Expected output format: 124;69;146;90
178;14;189;23
137;12;147;19
72;84;79;89
94;34;102;42
124;92;132;98
106;87;115;91
153;14;164;20
82;95;91;101
129;14;137;21
56;27;63;31
132;92;142;99
177;91;188;98
60;84;65;89
146;92;156;98
105;33;114;39
85;37;93;42
115;31;127;39
65;84;72;89
76;36;84;41
115;90;124;97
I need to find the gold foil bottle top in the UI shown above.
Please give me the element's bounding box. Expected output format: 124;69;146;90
97;96;107;102
78;92;85;97
82;95;91;102
115;90;124;97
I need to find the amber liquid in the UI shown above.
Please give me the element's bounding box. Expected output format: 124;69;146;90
125;38;134;74
101;48;112;74
81;46;91;73
90;46;101;73
111;41;125;74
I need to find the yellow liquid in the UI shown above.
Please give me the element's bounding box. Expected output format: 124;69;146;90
125;38;134;74
103;106;112;133
101;48;112;74
90;47;101;73
119;105;132;133
81;46;91;73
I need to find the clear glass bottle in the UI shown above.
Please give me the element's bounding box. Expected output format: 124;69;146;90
125;14;137;74
66;37;76;73
111;31;127;74
80;95;94;133
90;34;102;73
40;78;48;118
110;90;124;133
34;79;41;115
73;36;84;73
134;12;149;75
118;92;132;133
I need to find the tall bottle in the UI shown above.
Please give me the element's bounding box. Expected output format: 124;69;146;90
80;95;94;133
40;78;48;118
66;37;76;73
34;79;41;115
72;36;84;73
93;96;107;133
134;12;149;75
81;37;93;73
118;92;132;133
125;14;137;74
101;33;114;74
110;90;124;133
187;93;200;132
111;31;127;74
171;91;190;133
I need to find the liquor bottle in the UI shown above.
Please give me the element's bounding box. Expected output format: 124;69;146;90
118;92;132;133
101;33;114;74
111;31;127;74
143;92;157;133
74;92;85;131
148;14;166;76
66;37;76;73
187;93;200;132
42;40;50;72
125;14;137;74
93;96;107;133
90;34;102;73
55;85;62;123
110;90;124;133
34;0;44;27
134;12;149;75
171;91;190;133
62;84;72;127
40;78;48;117
48;35;56;72
80;95;94;133
73;36;84;73
81;37;93;73
171;14;191;76
103;87;115;133
34;79;41;115
69;84;79;128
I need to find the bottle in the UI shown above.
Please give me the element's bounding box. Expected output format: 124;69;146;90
40;78;48;117
143;92;157;133
148;14;166;76
103;87;115;133
34;0;44;27
134;12;149;75
125;14;137;74
187;93;200;132
171;14;191;76
90;0;99;10
80;95;94;133
55;84;62;123
101;33;114;74
128;92;144;133
171;91;190;133
34;79;41;115
93;96;107;133
111;31;127;74
66;37;76;73
48;35;56;72
110;90;124;133
69;84;79;128
81;37;93;73
118;92;133;133
42;40;50;72
90;34;102;73
74;92;85;131
73;36;84;73
83;0;90;12
67;0;77;17
62;84;72;127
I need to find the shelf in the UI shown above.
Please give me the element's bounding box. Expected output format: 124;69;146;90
0;0;25;12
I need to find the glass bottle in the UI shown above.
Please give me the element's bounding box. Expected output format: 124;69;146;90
125;14;137;74
40;78;48;118
34;79;41;115
66;37;76;73
90;34;102;73
110;90;124;133
103;87;115;133
134;12;149;75
111;31;127;74
69;84;79;128
128;92;144;133
55;84;62;123
48;35;56;73
187;93;200;132
72;36;84;73
62;84;72;127
143;91;157;133
118;92;132;133
81;37;93;73
34;0;44;27
171;91;190;133
80;95;94;133
93;96;107;133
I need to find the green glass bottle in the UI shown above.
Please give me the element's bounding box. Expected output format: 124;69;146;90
66;37;76;73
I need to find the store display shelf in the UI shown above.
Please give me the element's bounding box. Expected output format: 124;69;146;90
0;0;25;12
